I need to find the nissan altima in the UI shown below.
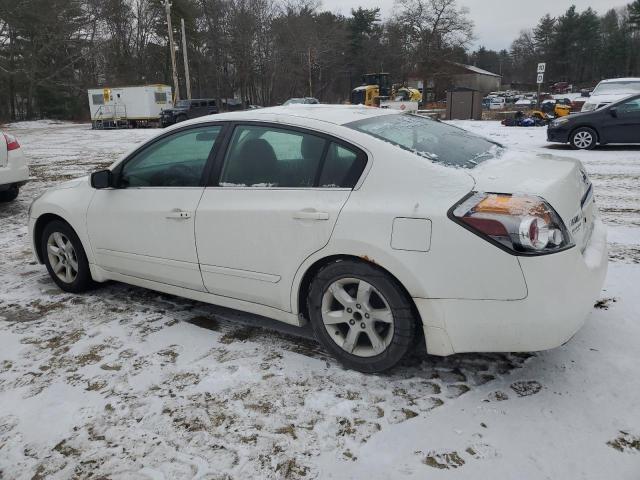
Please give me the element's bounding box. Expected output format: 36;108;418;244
28;106;607;372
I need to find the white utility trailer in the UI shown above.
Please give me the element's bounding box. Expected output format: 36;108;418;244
87;84;173;129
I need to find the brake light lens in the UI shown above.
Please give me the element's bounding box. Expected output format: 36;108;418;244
451;192;573;255
4;133;20;151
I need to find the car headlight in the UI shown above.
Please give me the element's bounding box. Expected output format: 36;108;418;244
28;191;46;218
581;103;596;112
551;117;570;127
450;192;574;255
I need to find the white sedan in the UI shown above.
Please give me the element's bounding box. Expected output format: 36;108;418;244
0;131;28;202
28;106;607;372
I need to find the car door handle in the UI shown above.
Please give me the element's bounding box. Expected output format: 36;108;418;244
293;209;329;221
166;209;192;220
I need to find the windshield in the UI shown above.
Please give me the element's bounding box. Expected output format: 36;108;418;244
284;98;304;105
593;81;640;95
176;100;190;107
346;114;502;168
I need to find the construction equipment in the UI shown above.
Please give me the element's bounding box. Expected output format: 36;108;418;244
350;73;423;107
351;73;392;106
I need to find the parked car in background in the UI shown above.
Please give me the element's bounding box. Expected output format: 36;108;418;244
0;131;28;202
160;99;218;127
581;78;640;112
28;105;606;372
283;97;319;105
515;98;535;108
489;97;506;110
548;93;640;149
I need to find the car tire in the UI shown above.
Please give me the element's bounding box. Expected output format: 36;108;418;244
41;220;95;293
0;186;19;202
307;259;416;373
570;127;597;150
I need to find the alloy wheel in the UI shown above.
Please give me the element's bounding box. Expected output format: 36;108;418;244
573;131;593;149
46;232;79;283
321;278;395;358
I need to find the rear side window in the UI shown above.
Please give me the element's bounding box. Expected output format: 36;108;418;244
220;125;326;187
319;143;365;188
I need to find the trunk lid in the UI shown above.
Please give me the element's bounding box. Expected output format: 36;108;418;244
470;152;595;252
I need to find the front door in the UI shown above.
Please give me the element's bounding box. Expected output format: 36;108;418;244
603;97;640;144
195;123;367;311
87;124;223;291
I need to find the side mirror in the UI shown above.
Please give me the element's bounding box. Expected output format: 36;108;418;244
609;107;618;118
91;169;113;189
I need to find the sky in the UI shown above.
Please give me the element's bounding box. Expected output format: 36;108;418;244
319;0;625;50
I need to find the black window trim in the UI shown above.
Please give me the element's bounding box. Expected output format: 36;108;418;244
110;121;231;189
206;120;368;190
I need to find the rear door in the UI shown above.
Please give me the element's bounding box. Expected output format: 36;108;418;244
603;97;640;144
195;123;367;311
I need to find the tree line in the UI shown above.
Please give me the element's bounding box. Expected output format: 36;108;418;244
0;0;639;121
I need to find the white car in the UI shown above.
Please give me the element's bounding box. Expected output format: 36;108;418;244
28;106;607;372
489;97;506;110
0;131;28;202
582;78;640;112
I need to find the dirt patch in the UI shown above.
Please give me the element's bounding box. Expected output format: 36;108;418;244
424;451;466;469
594;297;617;310
510;381;542;397
607;431;640;452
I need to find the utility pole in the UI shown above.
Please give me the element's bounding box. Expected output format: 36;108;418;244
164;0;180;102
308;47;313;98
181;18;191;100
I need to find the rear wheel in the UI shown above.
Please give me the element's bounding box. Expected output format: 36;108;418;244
570;127;597;150
0;186;19;202
307;260;416;373
41;220;95;293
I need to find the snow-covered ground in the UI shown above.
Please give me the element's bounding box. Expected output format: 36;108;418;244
0;120;639;479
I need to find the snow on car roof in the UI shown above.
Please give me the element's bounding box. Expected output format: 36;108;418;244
189;104;400;126
599;77;640;83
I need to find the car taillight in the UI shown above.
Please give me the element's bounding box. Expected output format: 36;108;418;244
450;192;573;255
4;133;20;151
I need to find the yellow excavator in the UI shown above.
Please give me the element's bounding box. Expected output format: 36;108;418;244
351;73;422;106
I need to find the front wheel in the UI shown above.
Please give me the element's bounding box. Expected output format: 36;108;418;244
41;220;95;293
307;260;416;373
570;127;597;150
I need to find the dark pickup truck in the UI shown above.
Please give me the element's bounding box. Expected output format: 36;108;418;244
160;99;218;127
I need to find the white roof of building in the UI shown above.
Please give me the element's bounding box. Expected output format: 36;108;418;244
452;62;502;78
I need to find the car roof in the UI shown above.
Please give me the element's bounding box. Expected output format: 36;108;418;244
599;78;640;83
188;104;400;127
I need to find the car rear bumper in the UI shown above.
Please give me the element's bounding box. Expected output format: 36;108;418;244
0;160;29;190
416;218;608;356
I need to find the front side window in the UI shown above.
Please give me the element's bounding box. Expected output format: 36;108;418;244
120;126;221;187
220;125;326;187
92;94;104;105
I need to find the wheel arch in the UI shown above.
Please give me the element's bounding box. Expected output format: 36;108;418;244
33;213;75;263
296;254;424;331
569;124;601;143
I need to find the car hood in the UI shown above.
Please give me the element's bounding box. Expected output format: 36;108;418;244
469;150;594;251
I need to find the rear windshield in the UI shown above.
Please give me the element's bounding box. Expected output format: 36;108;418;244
346;114;502;168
